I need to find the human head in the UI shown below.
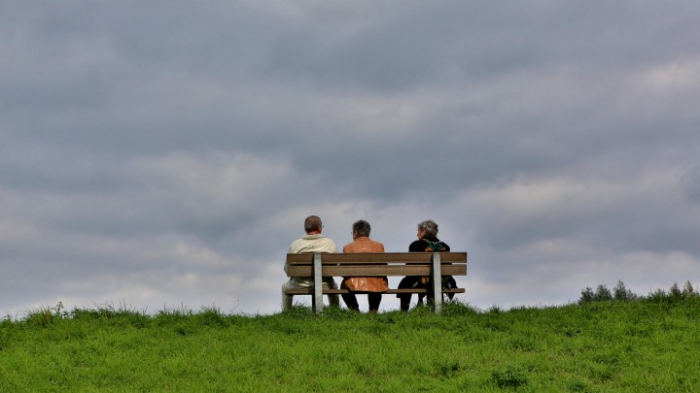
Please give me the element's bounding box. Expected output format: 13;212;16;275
417;219;439;238
304;215;323;233
352;220;371;238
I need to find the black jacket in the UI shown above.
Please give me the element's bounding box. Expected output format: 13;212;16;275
408;236;450;252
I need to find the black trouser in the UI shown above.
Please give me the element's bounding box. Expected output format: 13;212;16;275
397;276;457;311
342;293;382;311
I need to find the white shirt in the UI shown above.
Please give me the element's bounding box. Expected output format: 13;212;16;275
288;234;337;254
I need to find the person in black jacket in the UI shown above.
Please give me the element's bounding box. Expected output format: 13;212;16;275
397;220;456;311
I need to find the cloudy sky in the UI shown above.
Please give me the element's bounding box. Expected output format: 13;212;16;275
2;1;700;317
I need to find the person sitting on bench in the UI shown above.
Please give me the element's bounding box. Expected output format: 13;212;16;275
340;220;387;313
397;219;457;311
282;215;340;310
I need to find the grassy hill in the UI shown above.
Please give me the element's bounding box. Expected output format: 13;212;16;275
1;295;699;392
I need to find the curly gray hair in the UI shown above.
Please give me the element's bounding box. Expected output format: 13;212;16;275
417;220;439;237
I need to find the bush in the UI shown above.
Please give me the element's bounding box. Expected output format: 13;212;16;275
579;281;700;304
646;288;670;303
490;364;530;389
646;281;700;304
579;287;595;304
682;280;698;298
442;300;480;317
669;283;683;300
595;285;613;301
613;281;637;301
23;302;68;328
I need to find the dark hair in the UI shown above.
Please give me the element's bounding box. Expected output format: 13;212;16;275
304;215;322;232
352;220;371;237
417;220;439;237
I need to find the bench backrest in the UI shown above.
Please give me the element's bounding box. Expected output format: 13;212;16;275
285;252;467;277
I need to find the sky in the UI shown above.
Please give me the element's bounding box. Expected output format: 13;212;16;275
2;0;700;317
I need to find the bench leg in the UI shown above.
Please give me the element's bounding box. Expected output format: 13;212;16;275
313;253;324;313
431;252;443;314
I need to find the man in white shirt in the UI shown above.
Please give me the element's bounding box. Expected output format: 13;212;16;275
282;215;340;310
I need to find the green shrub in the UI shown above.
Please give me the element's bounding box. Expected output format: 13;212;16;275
442;300;480;317
196;306;228;328
682;280;698;298
579;287;595;304
595;284;613;301
646;281;699;304
613;280;638;301
490;364;530;389
23;302;68;328
580;281;699;304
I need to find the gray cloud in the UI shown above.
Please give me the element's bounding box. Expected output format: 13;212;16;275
3;0;700;316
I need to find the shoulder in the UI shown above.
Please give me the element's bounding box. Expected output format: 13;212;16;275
370;238;385;251
288;236;305;249
431;238;450;251
289;234;337;253
318;236;337;248
322;236;337;245
368;239;384;247
408;240;425;252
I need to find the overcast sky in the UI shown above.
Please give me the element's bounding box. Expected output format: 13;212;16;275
2;0;700;317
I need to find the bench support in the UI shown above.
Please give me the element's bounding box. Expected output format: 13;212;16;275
431;252;442;314
312;253;324;313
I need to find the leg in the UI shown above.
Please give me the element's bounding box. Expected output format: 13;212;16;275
323;277;340;307
444;276;457;300
282;292;293;311
340;280;359;311
281;282;294;311
342;293;360;311
328;294;340;307
368;293;382;313
397;276;421;311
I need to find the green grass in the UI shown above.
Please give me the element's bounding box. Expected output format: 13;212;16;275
1;299;700;392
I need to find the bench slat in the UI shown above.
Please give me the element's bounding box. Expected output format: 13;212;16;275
285;264;467;277
283;288;466;295
286;252;467;265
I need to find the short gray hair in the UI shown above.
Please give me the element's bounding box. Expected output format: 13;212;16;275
304;215;322;232
352;220;371;237
417;220;439;236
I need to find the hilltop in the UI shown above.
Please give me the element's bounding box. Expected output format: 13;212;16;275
2;289;699;391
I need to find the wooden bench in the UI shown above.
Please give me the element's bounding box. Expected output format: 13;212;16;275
283;252;468;314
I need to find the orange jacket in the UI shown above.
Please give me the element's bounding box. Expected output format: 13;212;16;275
341;237;389;292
